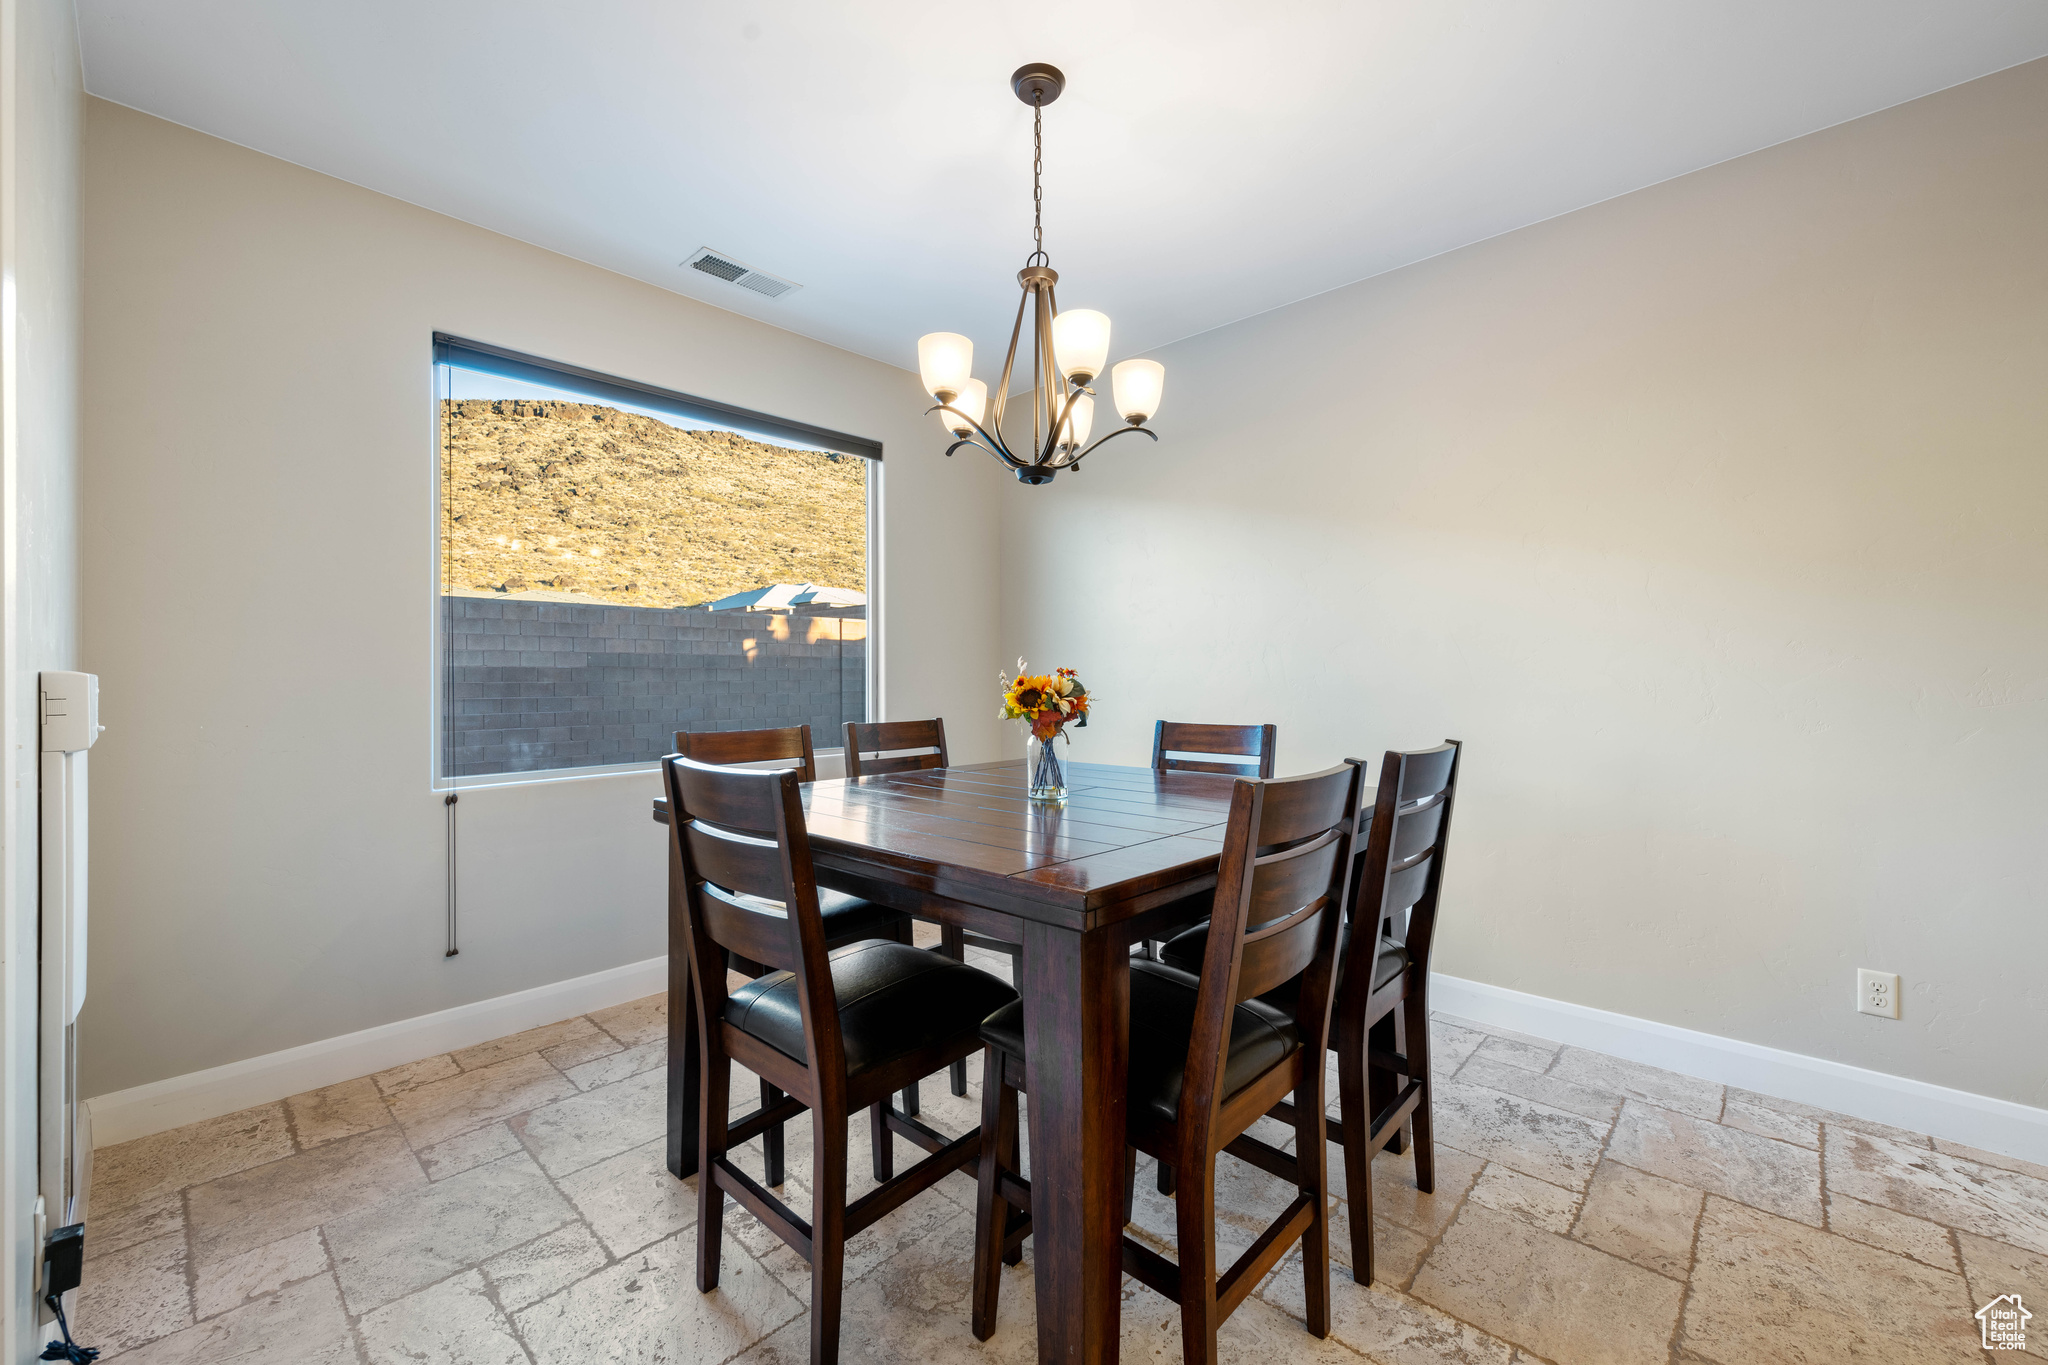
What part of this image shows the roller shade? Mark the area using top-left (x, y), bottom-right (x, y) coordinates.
top-left (433, 334), bottom-right (882, 461)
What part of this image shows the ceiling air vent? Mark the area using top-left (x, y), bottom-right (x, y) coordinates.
top-left (682, 247), bottom-right (801, 301)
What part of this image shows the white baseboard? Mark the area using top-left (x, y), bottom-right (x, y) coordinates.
top-left (1432, 974), bottom-right (2048, 1166)
top-left (85, 956), bottom-right (668, 1148)
top-left (85, 959), bottom-right (2048, 1166)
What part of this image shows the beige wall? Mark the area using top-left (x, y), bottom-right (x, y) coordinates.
top-left (1, 0), bottom-right (82, 1347)
top-left (1001, 60), bottom-right (2048, 1108)
top-left (76, 57), bottom-right (2048, 1116)
top-left (78, 99), bottom-right (1007, 1098)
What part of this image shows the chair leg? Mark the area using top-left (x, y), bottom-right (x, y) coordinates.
top-left (941, 926), bottom-right (970, 1096)
top-left (1371, 1009), bottom-right (1405, 1157)
top-left (881, 920), bottom-right (924, 1115)
top-left (1293, 1054), bottom-right (1333, 1338)
top-left (1335, 1011), bottom-right (1377, 1285)
top-left (1156, 1159), bottom-right (1176, 1196)
top-left (809, 1103), bottom-right (849, 1365)
top-left (971, 1050), bottom-right (1017, 1340)
top-left (1000, 1079), bottom-right (1023, 1267)
top-left (869, 1100), bottom-right (893, 1183)
top-left (1123, 1145), bottom-right (1138, 1225)
top-left (696, 1048), bottom-right (731, 1293)
top-left (1174, 1150), bottom-right (1222, 1365)
top-left (1404, 991), bottom-right (1435, 1194)
top-left (761, 1079), bottom-right (786, 1187)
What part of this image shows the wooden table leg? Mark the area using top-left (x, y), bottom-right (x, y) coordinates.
top-left (667, 833), bottom-right (701, 1180)
top-left (1022, 921), bottom-right (1130, 1364)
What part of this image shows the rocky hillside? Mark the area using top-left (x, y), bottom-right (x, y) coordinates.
top-left (440, 399), bottom-right (867, 609)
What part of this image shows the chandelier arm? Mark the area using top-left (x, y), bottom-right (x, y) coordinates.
top-left (1047, 379), bottom-right (1086, 459)
top-left (1046, 280), bottom-right (1066, 390)
top-left (1058, 422), bottom-right (1160, 467)
top-left (1041, 279), bottom-right (1072, 462)
top-left (991, 286), bottom-right (1030, 437)
top-left (971, 438), bottom-right (1031, 477)
top-left (924, 403), bottom-right (1015, 461)
top-left (1031, 283), bottom-right (1051, 463)
top-left (944, 435), bottom-right (1017, 470)
top-left (1035, 283), bottom-right (1066, 465)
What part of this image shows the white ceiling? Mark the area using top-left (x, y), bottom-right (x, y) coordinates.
top-left (76, 1), bottom-right (2048, 380)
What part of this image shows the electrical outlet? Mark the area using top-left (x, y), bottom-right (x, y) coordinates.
top-left (1857, 969), bottom-right (1900, 1019)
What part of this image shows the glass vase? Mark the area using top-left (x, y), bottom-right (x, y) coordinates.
top-left (1026, 731), bottom-right (1068, 803)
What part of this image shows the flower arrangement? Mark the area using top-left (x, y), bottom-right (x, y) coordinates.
top-left (999, 660), bottom-right (1090, 740)
top-left (1000, 659), bottom-right (1090, 801)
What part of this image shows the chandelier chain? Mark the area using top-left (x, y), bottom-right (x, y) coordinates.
top-left (1032, 97), bottom-right (1043, 261)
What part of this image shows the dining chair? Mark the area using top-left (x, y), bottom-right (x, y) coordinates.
top-left (676, 726), bottom-right (912, 964)
top-left (677, 725), bottom-right (921, 1173)
top-left (969, 761), bottom-right (1362, 1365)
top-left (845, 716), bottom-right (1024, 1100)
top-left (1139, 721), bottom-right (1280, 964)
top-left (664, 754), bottom-right (1018, 1364)
top-left (1160, 739), bottom-right (1462, 1283)
top-left (1150, 720), bottom-right (1278, 778)
top-left (1319, 740), bottom-right (1460, 1281)
top-left (842, 718), bottom-right (950, 776)
top-left (675, 722), bottom-right (819, 780)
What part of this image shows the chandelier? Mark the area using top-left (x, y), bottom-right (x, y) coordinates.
top-left (917, 63), bottom-right (1166, 485)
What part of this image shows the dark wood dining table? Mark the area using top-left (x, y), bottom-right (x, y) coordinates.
top-left (653, 757), bottom-right (1239, 1365)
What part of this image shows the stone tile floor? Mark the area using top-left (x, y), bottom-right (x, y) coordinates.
top-left (74, 947), bottom-right (2048, 1364)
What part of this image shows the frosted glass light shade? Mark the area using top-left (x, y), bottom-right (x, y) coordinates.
top-left (1057, 393), bottom-right (1094, 451)
top-left (944, 379), bottom-right (987, 436)
top-left (1112, 358), bottom-right (1165, 424)
top-left (1052, 309), bottom-right (1111, 381)
top-left (917, 332), bottom-right (973, 400)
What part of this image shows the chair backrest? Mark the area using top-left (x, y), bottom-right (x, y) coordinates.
top-left (675, 724), bottom-right (817, 783)
top-left (1341, 741), bottom-right (1462, 1002)
top-left (843, 718), bottom-right (949, 777)
top-left (1182, 763), bottom-right (1363, 1124)
top-left (1151, 720), bottom-right (1278, 778)
top-left (662, 755), bottom-right (847, 1088)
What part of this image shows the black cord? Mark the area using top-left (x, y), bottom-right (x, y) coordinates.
top-left (40, 1296), bottom-right (99, 1362)
top-left (444, 791), bottom-right (460, 957)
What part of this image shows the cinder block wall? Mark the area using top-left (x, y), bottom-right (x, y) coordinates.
top-left (442, 596), bottom-right (866, 777)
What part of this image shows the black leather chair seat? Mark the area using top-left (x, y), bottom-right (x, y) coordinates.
top-left (816, 888), bottom-right (909, 941)
top-left (1159, 919), bottom-right (1407, 1014)
top-left (725, 940), bottom-right (1017, 1078)
top-left (979, 959), bottom-right (1299, 1125)
top-left (1147, 888), bottom-right (1220, 940)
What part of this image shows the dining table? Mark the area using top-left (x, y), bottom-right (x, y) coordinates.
top-left (653, 756), bottom-right (1241, 1365)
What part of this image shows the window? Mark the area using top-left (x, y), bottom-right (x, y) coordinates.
top-left (433, 336), bottom-right (878, 783)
